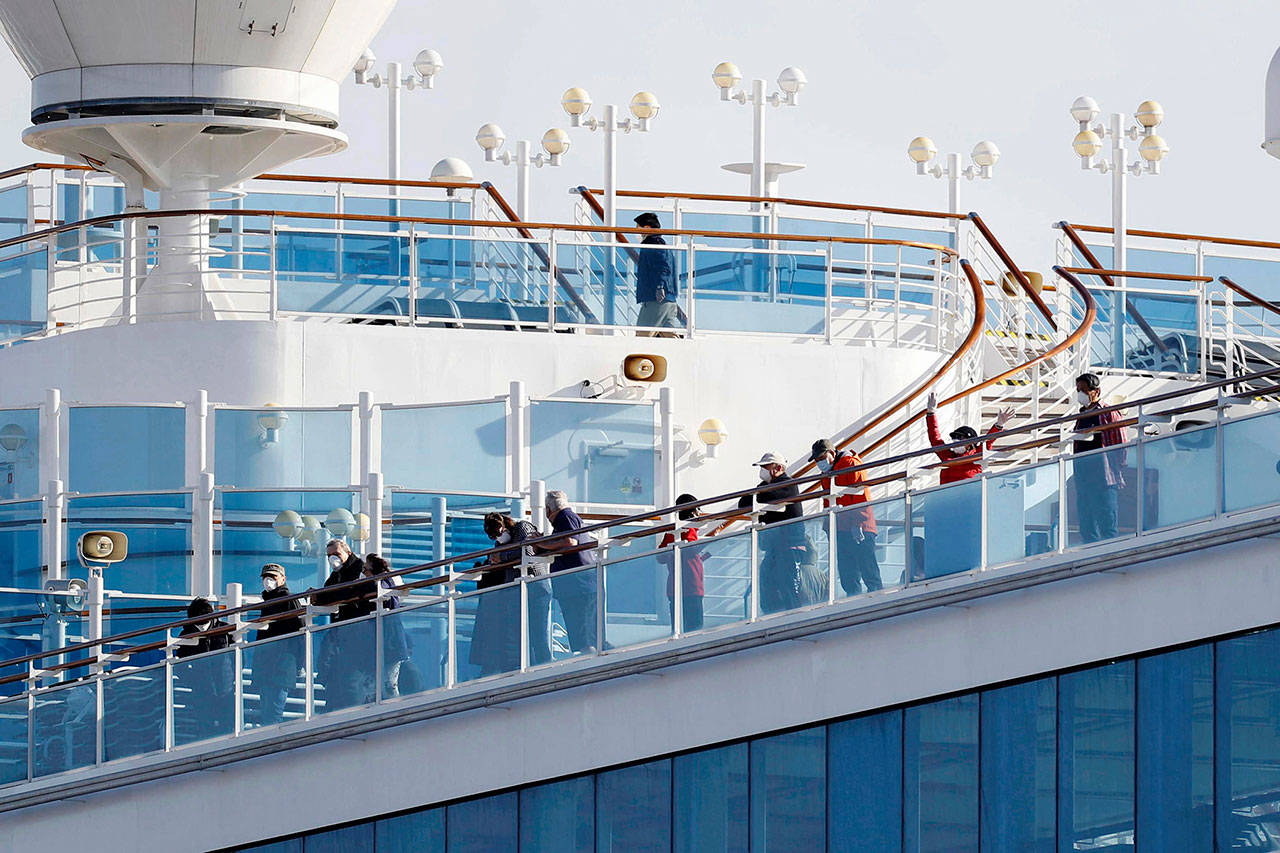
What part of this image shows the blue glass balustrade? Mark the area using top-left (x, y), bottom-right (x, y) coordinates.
top-left (68, 406), bottom-right (185, 494)
top-left (529, 400), bottom-right (657, 506)
top-left (0, 409), bottom-right (39, 501)
top-left (214, 409), bottom-right (351, 490)
top-left (0, 500), bottom-right (41, 589)
top-left (0, 248), bottom-right (45, 345)
top-left (216, 489), bottom-right (360, 593)
top-left (381, 403), bottom-right (507, 494)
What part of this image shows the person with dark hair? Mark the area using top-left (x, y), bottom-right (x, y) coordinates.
top-left (249, 563), bottom-right (304, 726)
top-left (658, 493), bottom-right (709, 631)
top-left (312, 539), bottom-right (374, 710)
top-left (633, 211), bottom-right (680, 335)
top-left (471, 511), bottom-right (551, 675)
top-left (810, 438), bottom-right (881, 596)
top-left (361, 553), bottom-right (410, 697)
top-left (174, 597), bottom-right (234, 740)
top-left (1073, 373), bottom-right (1127, 543)
top-left (925, 392), bottom-right (1012, 483)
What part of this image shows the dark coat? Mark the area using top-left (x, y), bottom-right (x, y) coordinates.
top-left (255, 585), bottom-right (305, 641)
top-left (175, 618), bottom-right (231, 659)
top-left (635, 234), bottom-right (677, 303)
top-left (739, 476), bottom-right (806, 548)
top-left (312, 554), bottom-right (371, 622)
top-left (470, 521), bottom-right (546, 672)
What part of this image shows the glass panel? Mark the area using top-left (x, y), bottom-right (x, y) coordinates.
top-left (980, 678), bottom-right (1056, 852)
top-left (603, 549), bottom-right (671, 651)
top-left (911, 479), bottom-right (982, 579)
top-left (68, 406), bottom-right (185, 493)
top-left (0, 500), bottom-right (43, 588)
top-left (673, 742), bottom-right (749, 853)
top-left (0, 409), bottom-right (38, 500)
top-left (374, 807), bottom-right (445, 852)
top-left (1066, 445), bottom-right (1138, 548)
top-left (238, 840), bottom-right (303, 853)
top-left (381, 403), bottom-right (507, 493)
top-left (755, 516), bottom-right (827, 616)
top-left (519, 775), bottom-right (594, 851)
top-left (101, 664), bottom-right (166, 761)
top-left (0, 249), bottom-right (47, 344)
top-left (694, 529), bottom-right (750, 631)
top-left (214, 408), bottom-right (351, 489)
top-left (550, 565), bottom-right (597, 658)
top-left (1087, 286), bottom-right (1199, 374)
top-left (1216, 628), bottom-right (1280, 848)
top-left (597, 759), bottom-right (671, 852)
top-left (833, 496), bottom-right (907, 597)
top-left (245, 633), bottom-right (305, 729)
top-left (216, 489), bottom-right (360, 593)
top-left (314, 616), bottom-right (377, 714)
top-left (985, 461), bottom-right (1061, 565)
top-left (750, 726), bottom-right (826, 850)
top-left (828, 711), bottom-right (902, 852)
top-left (529, 400), bottom-right (657, 506)
top-left (691, 247), bottom-right (827, 335)
top-left (384, 491), bottom-right (513, 580)
top-left (459, 583), bottom-right (521, 683)
top-left (173, 645), bottom-right (236, 746)
top-left (1141, 425), bottom-right (1217, 531)
top-left (1137, 645), bottom-right (1213, 850)
top-left (275, 230), bottom-right (409, 316)
top-left (446, 791), bottom-right (518, 853)
top-left (1205, 254), bottom-right (1280, 305)
top-left (1222, 410), bottom-right (1280, 512)
top-left (904, 693), bottom-right (979, 852)
top-left (67, 492), bottom-right (193, 596)
top-left (32, 682), bottom-right (97, 776)
top-left (381, 600), bottom-right (448, 699)
top-left (304, 824), bottom-right (373, 852)
top-left (0, 697), bottom-right (28, 785)
top-left (0, 183), bottom-right (27, 240)
top-left (1058, 661), bottom-right (1135, 851)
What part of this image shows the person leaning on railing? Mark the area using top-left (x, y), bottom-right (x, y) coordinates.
top-left (473, 512), bottom-right (552, 674)
top-left (311, 539), bottom-right (375, 710)
top-left (657, 494), bottom-right (709, 631)
top-left (810, 439), bottom-right (881, 596)
top-left (175, 597), bottom-right (234, 739)
top-left (1072, 373), bottom-right (1127, 543)
top-left (249, 563), bottom-right (304, 727)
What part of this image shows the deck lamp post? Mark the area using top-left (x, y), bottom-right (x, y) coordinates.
top-left (561, 87), bottom-right (659, 230)
top-left (711, 62), bottom-right (807, 210)
top-left (906, 137), bottom-right (1000, 216)
top-left (352, 47), bottom-right (445, 183)
top-left (475, 124), bottom-right (571, 220)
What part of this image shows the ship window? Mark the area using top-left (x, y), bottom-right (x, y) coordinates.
top-left (446, 792), bottom-right (517, 852)
top-left (829, 710), bottom-right (903, 852)
top-left (1215, 629), bottom-right (1280, 849)
top-left (238, 0), bottom-right (294, 36)
top-left (1058, 660), bottom-right (1135, 850)
top-left (69, 406), bottom-right (185, 494)
top-left (374, 808), bottom-right (445, 852)
top-left (980, 678), bottom-right (1056, 851)
top-left (597, 759), bottom-right (672, 851)
top-left (904, 693), bottom-right (979, 851)
top-left (673, 742), bottom-right (748, 852)
top-left (750, 727), bottom-right (826, 850)
top-left (518, 775), bottom-right (594, 850)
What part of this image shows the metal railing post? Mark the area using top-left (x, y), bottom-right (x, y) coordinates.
top-left (268, 214), bottom-right (278, 322)
top-left (671, 514), bottom-right (684, 638)
top-left (509, 381), bottom-right (527, 497)
top-left (41, 388), bottom-right (63, 583)
top-left (979, 473), bottom-right (989, 570)
top-left (445, 590), bottom-right (458, 688)
top-left (163, 631), bottom-right (174, 751)
top-left (374, 585), bottom-right (385, 704)
top-left (226, 582), bottom-right (244, 734)
top-left (595, 539), bottom-right (607, 654)
top-left (748, 496), bottom-right (760, 621)
top-left (302, 610), bottom-right (315, 720)
top-left (546, 233), bottom-right (557, 332)
top-left (824, 241), bottom-right (834, 345)
top-left (432, 496), bottom-right (448, 563)
top-left (367, 472), bottom-right (385, 556)
top-left (827, 504), bottom-right (838, 603)
top-left (408, 222), bottom-right (418, 325)
top-left (685, 236), bottom-right (697, 339)
top-left (519, 572), bottom-right (530, 672)
top-left (902, 490), bottom-right (914, 586)
top-left (1057, 455), bottom-right (1069, 553)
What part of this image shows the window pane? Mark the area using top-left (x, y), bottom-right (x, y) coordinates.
top-left (1137, 645), bottom-right (1213, 851)
top-left (214, 408), bottom-right (351, 489)
top-left (381, 403), bottom-right (507, 493)
top-left (1222, 409), bottom-right (1280, 512)
top-left (1058, 661), bottom-right (1135, 851)
top-left (829, 711), bottom-right (902, 852)
top-left (750, 727), bottom-right (826, 851)
top-left (530, 401), bottom-right (656, 506)
top-left (375, 808), bottom-right (445, 852)
top-left (519, 775), bottom-right (594, 851)
top-left (0, 500), bottom-right (43, 588)
top-left (305, 824), bottom-right (373, 852)
top-left (904, 693), bottom-right (978, 852)
top-left (447, 792), bottom-right (517, 853)
top-left (673, 742), bottom-right (748, 853)
top-left (0, 409), bottom-right (39, 500)
top-left (597, 759), bottom-right (671, 852)
top-left (1216, 628), bottom-right (1280, 848)
top-left (69, 406), bottom-right (185, 493)
top-left (980, 679), bottom-right (1055, 852)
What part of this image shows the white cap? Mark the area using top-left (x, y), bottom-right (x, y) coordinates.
top-left (753, 452), bottom-right (787, 467)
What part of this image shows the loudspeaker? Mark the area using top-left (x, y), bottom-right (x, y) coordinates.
top-left (623, 353), bottom-right (668, 382)
top-left (77, 530), bottom-right (128, 567)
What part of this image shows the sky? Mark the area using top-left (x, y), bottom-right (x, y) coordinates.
top-left (0, 0), bottom-right (1275, 271)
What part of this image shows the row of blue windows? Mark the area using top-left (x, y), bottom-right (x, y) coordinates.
top-left (231, 624), bottom-right (1280, 852)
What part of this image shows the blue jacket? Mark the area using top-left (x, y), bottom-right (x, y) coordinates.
top-left (635, 234), bottom-right (677, 303)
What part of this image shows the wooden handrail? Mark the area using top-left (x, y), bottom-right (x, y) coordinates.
top-left (1068, 221), bottom-right (1280, 253)
top-left (967, 212), bottom-right (1056, 329)
top-left (1058, 267), bottom-right (1213, 283)
top-left (1219, 276), bottom-right (1280, 318)
top-left (579, 186), bottom-right (965, 221)
top-left (1056, 222), bottom-right (1169, 355)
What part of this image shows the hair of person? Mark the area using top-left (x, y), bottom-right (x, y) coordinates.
top-left (483, 511), bottom-right (514, 536)
top-left (187, 597), bottom-right (215, 618)
top-left (675, 493), bottom-right (699, 521)
top-left (1076, 372), bottom-right (1101, 390)
top-left (365, 553), bottom-right (391, 575)
top-left (545, 490), bottom-right (569, 512)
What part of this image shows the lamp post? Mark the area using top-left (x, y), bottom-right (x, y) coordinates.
top-left (711, 62), bottom-right (807, 210)
top-left (906, 137), bottom-right (1000, 216)
top-left (561, 87), bottom-right (660, 230)
top-left (1070, 96), bottom-right (1169, 366)
top-left (352, 47), bottom-right (445, 183)
top-left (475, 124), bottom-right (571, 220)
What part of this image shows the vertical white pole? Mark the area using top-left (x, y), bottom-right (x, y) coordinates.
top-left (42, 388), bottom-right (63, 582)
top-left (190, 390), bottom-right (213, 597)
top-left (946, 153), bottom-right (961, 216)
top-left (388, 62), bottom-right (402, 186)
top-left (1111, 112), bottom-right (1127, 369)
top-left (515, 140), bottom-right (531, 222)
top-left (367, 472), bottom-right (384, 555)
top-left (359, 391), bottom-right (374, 515)
top-left (509, 380), bottom-right (527, 496)
top-left (751, 79), bottom-right (766, 209)
top-left (658, 388), bottom-right (675, 508)
top-left (87, 571), bottom-right (104, 666)
top-left (432, 496), bottom-right (447, 563)
top-left (604, 105), bottom-right (618, 326)
top-left (530, 479), bottom-right (547, 534)
top-left (225, 582), bottom-right (243, 733)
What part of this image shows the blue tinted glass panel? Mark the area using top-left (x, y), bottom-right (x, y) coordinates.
top-left (750, 727), bottom-right (826, 851)
top-left (0, 409), bottom-right (39, 500)
top-left (67, 492), bottom-right (192, 595)
top-left (1205, 254), bottom-right (1280, 306)
top-left (829, 710), bottom-right (902, 852)
top-left (980, 678), bottom-right (1055, 852)
top-left (904, 694), bottom-right (979, 852)
top-left (101, 664), bottom-right (165, 762)
top-left (447, 791), bottom-right (518, 852)
top-left (32, 682), bottom-right (97, 776)
top-left (214, 409), bottom-right (351, 489)
top-left (0, 248), bottom-right (48, 343)
top-left (384, 492), bottom-right (513, 584)
top-left (381, 403), bottom-right (506, 493)
top-left (0, 500), bottom-right (42, 588)
top-left (912, 479), bottom-right (982, 578)
top-left (1059, 661), bottom-right (1135, 851)
top-left (1141, 426), bottom-right (1217, 531)
top-left (673, 742), bottom-right (748, 853)
top-left (985, 461), bottom-right (1060, 564)
top-left (304, 824), bottom-right (373, 852)
top-left (1137, 644), bottom-right (1212, 851)
top-left (0, 183), bottom-right (26, 240)
top-left (0, 590), bottom-right (88, 694)
top-left (69, 406), bottom-right (185, 493)
top-left (1216, 628), bottom-right (1280, 850)
top-left (0, 697), bottom-right (28, 784)
top-left (597, 759), bottom-right (671, 852)
top-left (375, 808), bottom-right (445, 852)
top-left (1222, 410), bottom-right (1280, 512)
top-left (530, 401), bottom-right (656, 506)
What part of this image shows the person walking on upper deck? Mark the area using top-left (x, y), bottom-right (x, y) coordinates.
top-left (1072, 373), bottom-right (1127, 543)
top-left (925, 392), bottom-right (1012, 483)
top-left (534, 491), bottom-right (598, 655)
top-left (658, 493), bottom-right (709, 632)
top-left (633, 212), bottom-right (680, 334)
top-left (249, 563), bottom-right (304, 726)
top-left (810, 438), bottom-right (881, 596)
top-left (738, 453), bottom-right (809, 614)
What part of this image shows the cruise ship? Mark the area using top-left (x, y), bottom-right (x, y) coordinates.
top-left (0, 2), bottom-right (1278, 851)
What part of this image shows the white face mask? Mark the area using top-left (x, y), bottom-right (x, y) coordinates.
top-left (328, 554), bottom-right (343, 569)
top-left (758, 466), bottom-right (772, 482)
top-left (1077, 391), bottom-right (1092, 406)
top-left (816, 458), bottom-right (833, 474)
top-left (262, 577), bottom-right (278, 592)
top-left (495, 531), bottom-right (512, 545)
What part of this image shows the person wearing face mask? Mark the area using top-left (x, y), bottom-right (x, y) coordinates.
top-left (657, 494), bottom-right (709, 631)
top-left (249, 564), bottom-right (304, 726)
top-left (470, 512), bottom-right (551, 675)
top-left (738, 452), bottom-right (808, 614)
top-left (809, 438), bottom-right (881, 596)
top-left (1072, 373), bottom-right (1127, 543)
top-left (533, 491), bottom-right (598, 655)
top-left (174, 597), bottom-right (235, 740)
top-left (312, 539), bottom-right (374, 710)
top-left (925, 392), bottom-right (1013, 484)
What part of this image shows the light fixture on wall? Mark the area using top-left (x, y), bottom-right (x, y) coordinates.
top-left (273, 510), bottom-right (304, 551)
top-left (696, 418), bottom-right (728, 461)
top-left (325, 507), bottom-right (356, 538)
top-left (257, 405), bottom-right (289, 447)
top-left (0, 424), bottom-right (27, 453)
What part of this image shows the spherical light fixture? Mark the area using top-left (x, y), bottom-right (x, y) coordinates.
top-left (273, 510), bottom-right (303, 540)
top-left (1070, 96), bottom-right (1101, 124)
top-left (430, 157), bottom-right (473, 182)
top-left (1073, 129), bottom-right (1103, 158)
top-left (476, 123), bottom-right (505, 152)
top-left (1135, 100), bottom-right (1165, 128)
top-left (353, 48), bottom-right (376, 76)
top-left (777, 66), bottom-right (807, 96)
top-left (541, 128), bottom-right (571, 156)
top-left (712, 61), bottom-right (742, 91)
top-left (971, 140), bottom-right (1001, 168)
top-left (326, 507), bottom-right (356, 538)
top-left (698, 418), bottom-right (727, 447)
top-left (1139, 134), bottom-right (1169, 162)
top-left (257, 405), bottom-right (288, 446)
top-left (413, 49), bottom-right (444, 80)
top-left (629, 91), bottom-right (660, 121)
top-left (353, 512), bottom-right (371, 543)
top-left (0, 423), bottom-right (27, 453)
top-left (297, 515), bottom-right (321, 543)
top-left (561, 87), bottom-right (593, 117)
top-left (907, 136), bottom-right (938, 164)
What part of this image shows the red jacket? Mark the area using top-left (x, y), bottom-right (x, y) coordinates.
top-left (820, 450), bottom-right (877, 535)
top-left (659, 527), bottom-right (705, 597)
top-left (926, 412), bottom-right (1002, 484)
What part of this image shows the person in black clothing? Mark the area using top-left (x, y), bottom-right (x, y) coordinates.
top-left (363, 554), bottom-right (411, 697)
top-left (249, 564), bottom-right (304, 726)
top-left (312, 539), bottom-right (374, 711)
top-left (534, 490), bottom-right (598, 654)
top-left (633, 212), bottom-right (680, 335)
top-left (174, 597), bottom-right (234, 740)
top-left (471, 512), bottom-right (552, 675)
top-left (738, 452), bottom-right (808, 614)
